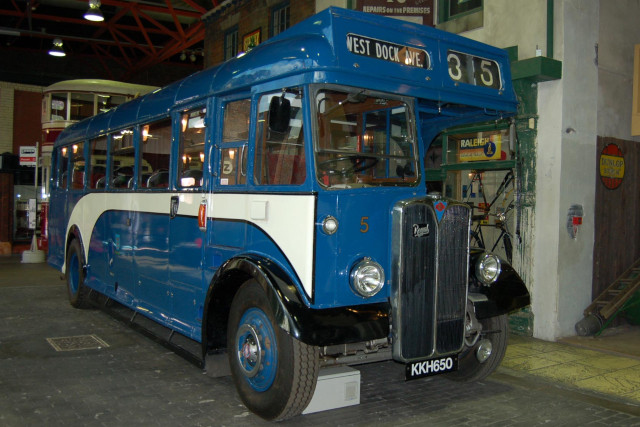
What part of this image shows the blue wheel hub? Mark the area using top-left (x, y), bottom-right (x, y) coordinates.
top-left (235, 307), bottom-right (278, 392)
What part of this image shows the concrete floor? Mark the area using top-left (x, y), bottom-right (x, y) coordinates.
top-left (1, 255), bottom-right (640, 426)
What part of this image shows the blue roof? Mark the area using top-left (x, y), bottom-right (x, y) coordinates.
top-left (56, 7), bottom-right (516, 146)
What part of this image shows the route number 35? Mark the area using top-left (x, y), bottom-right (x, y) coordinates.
top-left (447, 50), bottom-right (501, 89)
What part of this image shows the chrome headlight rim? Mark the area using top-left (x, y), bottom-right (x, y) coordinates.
top-left (475, 252), bottom-right (502, 285)
top-left (349, 258), bottom-right (385, 298)
top-left (321, 215), bottom-right (339, 235)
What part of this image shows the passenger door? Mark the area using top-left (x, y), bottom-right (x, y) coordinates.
top-left (133, 118), bottom-right (173, 322)
top-left (168, 104), bottom-right (209, 338)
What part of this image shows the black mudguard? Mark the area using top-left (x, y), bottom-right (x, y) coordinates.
top-left (201, 255), bottom-right (389, 356)
top-left (469, 250), bottom-right (530, 319)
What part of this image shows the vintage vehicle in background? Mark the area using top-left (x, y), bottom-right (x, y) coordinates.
top-left (48, 8), bottom-right (529, 421)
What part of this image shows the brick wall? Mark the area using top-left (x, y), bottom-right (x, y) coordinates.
top-left (204, 0), bottom-right (316, 68)
top-left (0, 82), bottom-right (42, 154)
top-left (13, 90), bottom-right (42, 154)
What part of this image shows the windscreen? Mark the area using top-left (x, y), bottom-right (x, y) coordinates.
top-left (314, 87), bottom-right (418, 189)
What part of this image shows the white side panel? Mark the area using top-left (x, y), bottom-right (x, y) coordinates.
top-left (209, 193), bottom-right (316, 296)
top-left (65, 192), bottom-right (316, 296)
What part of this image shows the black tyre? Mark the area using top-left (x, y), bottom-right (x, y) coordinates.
top-left (65, 239), bottom-right (91, 308)
top-left (227, 280), bottom-right (319, 421)
top-left (447, 314), bottom-right (508, 382)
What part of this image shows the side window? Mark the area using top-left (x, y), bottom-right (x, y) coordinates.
top-left (70, 142), bottom-right (85, 190)
top-left (56, 146), bottom-right (69, 189)
top-left (109, 128), bottom-right (135, 189)
top-left (141, 118), bottom-right (172, 189)
top-left (220, 99), bottom-right (250, 186)
top-left (178, 106), bottom-right (206, 188)
top-left (88, 135), bottom-right (107, 189)
top-left (50, 92), bottom-right (67, 121)
top-left (254, 89), bottom-right (305, 185)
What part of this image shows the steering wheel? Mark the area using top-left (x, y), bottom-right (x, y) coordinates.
top-left (318, 155), bottom-right (379, 176)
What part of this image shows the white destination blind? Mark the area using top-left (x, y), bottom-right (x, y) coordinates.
top-left (346, 33), bottom-right (429, 69)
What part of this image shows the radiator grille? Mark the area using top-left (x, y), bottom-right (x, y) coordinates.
top-left (391, 198), bottom-right (470, 362)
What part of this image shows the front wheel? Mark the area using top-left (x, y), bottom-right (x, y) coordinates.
top-left (447, 314), bottom-right (508, 382)
top-left (227, 280), bottom-right (319, 421)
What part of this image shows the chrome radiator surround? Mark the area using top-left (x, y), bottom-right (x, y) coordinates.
top-left (391, 197), bottom-right (471, 363)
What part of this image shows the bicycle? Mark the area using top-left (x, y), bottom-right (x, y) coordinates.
top-left (465, 170), bottom-right (515, 263)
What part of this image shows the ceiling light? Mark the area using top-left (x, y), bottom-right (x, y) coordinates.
top-left (84, 0), bottom-right (104, 22)
top-left (180, 51), bottom-right (186, 61)
top-left (48, 38), bottom-right (66, 57)
top-left (190, 52), bottom-right (196, 62)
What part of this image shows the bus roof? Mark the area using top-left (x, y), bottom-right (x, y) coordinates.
top-left (55, 7), bottom-right (517, 146)
top-left (44, 79), bottom-right (158, 97)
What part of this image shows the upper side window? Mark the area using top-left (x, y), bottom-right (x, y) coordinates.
top-left (271, 2), bottom-right (290, 37)
top-left (254, 88), bottom-right (305, 186)
top-left (70, 93), bottom-right (95, 121)
top-left (50, 92), bottom-right (67, 121)
top-left (55, 145), bottom-right (69, 189)
top-left (70, 142), bottom-right (85, 190)
top-left (141, 118), bottom-right (172, 189)
top-left (88, 135), bottom-right (108, 189)
top-left (109, 128), bottom-right (135, 189)
top-left (98, 94), bottom-right (127, 113)
top-left (220, 99), bottom-right (250, 186)
top-left (178, 106), bottom-right (206, 189)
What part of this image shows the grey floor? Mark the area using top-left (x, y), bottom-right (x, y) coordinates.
top-left (1, 256), bottom-right (639, 426)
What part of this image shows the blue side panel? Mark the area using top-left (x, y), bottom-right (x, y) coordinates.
top-left (47, 190), bottom-right (66, 270)
top-left (314, 188), bottom-right (412, 308)
top-left (86, 211), bottom-right (110, 295)
top-left (107, 210), bottom-right (137, 306)
top-left (134, 211), bottom-right (171, 319)
top-left (169, 214), bottom-right (206, 339)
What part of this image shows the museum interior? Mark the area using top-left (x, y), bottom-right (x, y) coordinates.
top-left (1, 1), bottom-right (640, 424)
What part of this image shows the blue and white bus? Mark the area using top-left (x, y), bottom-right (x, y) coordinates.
top-left (48, 7), bottom-right (529, 421)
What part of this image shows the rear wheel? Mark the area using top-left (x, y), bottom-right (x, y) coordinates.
top-left (65, 239), bottom-right (91, 308)
top-left (227, 280), bottom-right (319, 421)
top-left (447, 314), bottom-right (508, 382)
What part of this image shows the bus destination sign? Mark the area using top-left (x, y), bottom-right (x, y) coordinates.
top-left (346, 33), bottom-right (430, 69)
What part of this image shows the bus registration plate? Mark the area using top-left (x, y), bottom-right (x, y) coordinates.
top-left (405, 355), bottom-right (458, 380)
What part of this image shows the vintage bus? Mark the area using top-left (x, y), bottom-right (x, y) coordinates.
top-left (48, 7), bottom-right (529, 421)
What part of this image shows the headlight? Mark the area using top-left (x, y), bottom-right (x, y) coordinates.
top-left (475, 253), bottom-right (501, 285)
top-left (350, 258), bottom-right (385, 297)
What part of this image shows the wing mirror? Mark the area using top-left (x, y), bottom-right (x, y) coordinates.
top-left (268, 95), bottom-right (291, 133)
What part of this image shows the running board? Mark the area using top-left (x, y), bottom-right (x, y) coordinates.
top-left (87, 289), bottom-right (204, 368)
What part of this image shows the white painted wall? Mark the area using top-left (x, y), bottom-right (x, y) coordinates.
top-left (533, 79), bottom-right (563, 339)
top-left (463, 0), bottom-right (548, 56)
top-left (554, 0), bottom-right (599, 338)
